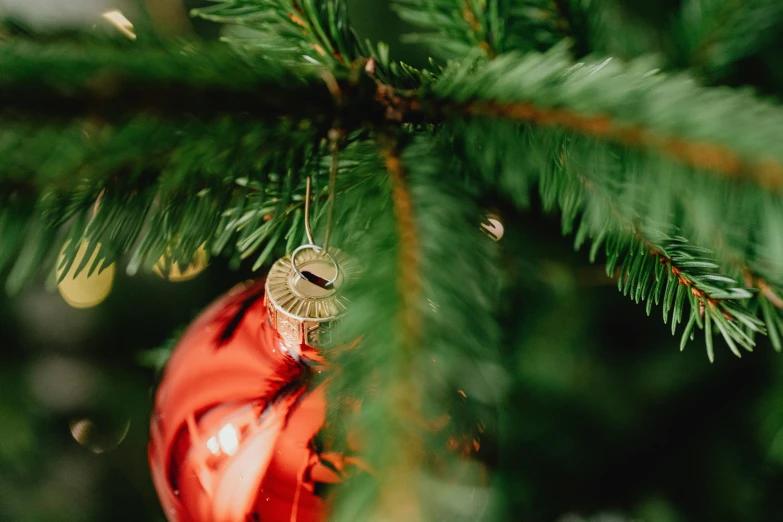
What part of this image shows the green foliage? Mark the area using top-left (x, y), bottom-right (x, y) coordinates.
top-left (675, 0), bottom-right (783, 78)
top-left (0, 115), bottom-right (325, 290)
top-left (325, 138), bottom-right (502, 521)
top-left (435, 47), bottom-right (783, 276)
top-left (392, 0), bottom-right (569, 57)
top-left (392, 0), bottom-right (495, 57)
top-left (434, 47), bottom-right (783, 182)
top-left (444, 118), bottom-right (769, 360)
top-left (563, 0), bottom-right (783, 83)
top-left (192, 0), bottom-right (430, 89)
top-left (3, 0), bottom-right (783, 519)
top-left (193, 0), bottom-right (364, 67)
top-left (0, 39), bottom-right (270, 89)
top-left (0, 38), bottom-right (361, 289)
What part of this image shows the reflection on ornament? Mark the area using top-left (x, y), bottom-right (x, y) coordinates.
top-left (153, 244), bottom-right (209, 282)
top-left (149, 281), bottom-right (358, 522)
top-left (69, 416), bottom-right (131, 454)
top-left (481, 214), bottom-right (504, 242)
top-left (56, 241), bottom-right (115, 309)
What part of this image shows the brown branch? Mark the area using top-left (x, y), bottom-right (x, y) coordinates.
top-left (676, 190), bottom-right (783, 315)
top-left (372, 145), bottom-right (423, 522)
top-left (6, 40), bottom-right (783, 192)
top-left (376, 85), bottom-right (783, 190)
top-left (744, 269), bottom-right (783, 309)
top-left (462, 3), bottom-right (482, 34)
top-left (678, 195), bottom-right (783, 314)
top-left (466, 100), bottom-right (783, 190)
top-left (576, 168), bottom-right (734, 318)
top-left (462, 1), bottom-right (494, 57)
top-left (759, 279), bottom-right (783, 309)
top-left (654, 250), bottom-right (731, 318)
top-left (385, 148), bottom-right (421, 333)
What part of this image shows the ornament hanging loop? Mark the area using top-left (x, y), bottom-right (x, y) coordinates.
top-left (290, 244), bottom-right (339, 289)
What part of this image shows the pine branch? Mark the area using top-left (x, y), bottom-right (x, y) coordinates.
top-left (432, 48), bottom-right (783, 279)
top-left (569, 154), bottom-right (764, 360)
top-left (676, 0), bottom-right (783, 79)
top-left (192, 0), bottom-right (364, 68)
top-left (572, 143), bottom-right (764, 360)
top-left (3, 2), bottom-right (783, 518)
top-left (0, 119), bottom-right (330, 290)
top-left (384, 144), bottom-right (422, 336)
top-left (392, 0), bottom-right (570, 58)
top-left (0, 40), bottom-right (384, 128)
top-left (466, 100), bottom-right (783, 187)
top-left (10, 40), bottom-right (783, 192)
top-left (193, 0), bottom-right (431, 90)
top-left (398, 137), bottom-right (501, 519)
top-left (502, 0), bottom-right (575, 53)
top-left (420, 50), bottom-right (783, 289)
top-left (432, 48), bottom-right (783, 189)
top-left (5, 21), bottom-right (783, 302)
top-left (601, 229), bottom-right (762, 361)
top-left (326, 139), bottom-right (501, 520)
top-left (444, 118), bottom-right (772, 358)
top-left (370, 142), bottom-right (424, 521)
top-left (322, 142), bottom-right (419, 521)
top-left (668, 198), bottom-right (783, 353)
top-left (392, 0), bottom-right (490, 58)
top-left (0, 38), bottom-right (376, 289)
top-left (745, 270), bottom-right (783, 352)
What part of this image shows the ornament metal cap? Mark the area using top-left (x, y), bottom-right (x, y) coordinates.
top-left (264, 245), bottom-right (353, 350)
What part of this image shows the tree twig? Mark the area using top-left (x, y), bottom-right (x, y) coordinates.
top-left (374, 144), bottom-right (423, 521)
top-left (465, 100), bottom-right (783, 190)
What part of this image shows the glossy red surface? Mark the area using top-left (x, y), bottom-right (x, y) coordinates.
top-left (148, 281), bottom-right (340, 522)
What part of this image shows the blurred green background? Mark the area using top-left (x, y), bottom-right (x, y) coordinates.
top-left (1, 1), bottom-right (782, 521)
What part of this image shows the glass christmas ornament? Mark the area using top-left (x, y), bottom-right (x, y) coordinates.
top-left (149, 248), bottom-right (356, 522)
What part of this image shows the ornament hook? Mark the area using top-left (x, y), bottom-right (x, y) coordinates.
top-left (291, 244), bottom-right (340, 289)
top-left (304, 176), bottom-right (316, 246)
top-left (302, 130), bottom-right (340, 255)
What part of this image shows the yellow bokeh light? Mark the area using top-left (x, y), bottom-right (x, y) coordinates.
top-left (154, 244), bottom-right (209, 282)
top-left (56, 241), bottom-right (115, 309)
top-left (101, 10), bottom-right (137, 41)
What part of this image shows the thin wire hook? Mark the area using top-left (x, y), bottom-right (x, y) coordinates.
top-left (304, 176), bottom-right (315, 245)
top-left (301, 129), bottom-right (341, 256)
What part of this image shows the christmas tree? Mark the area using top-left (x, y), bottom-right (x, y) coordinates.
top-left (1, 0), bottom-right (783, 521)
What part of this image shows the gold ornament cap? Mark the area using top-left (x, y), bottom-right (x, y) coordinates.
top-left (264, 246), bottom-right (353, 350)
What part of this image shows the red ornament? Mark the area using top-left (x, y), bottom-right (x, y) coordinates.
top-left (148, 281), bottom-right (348, 522)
